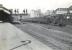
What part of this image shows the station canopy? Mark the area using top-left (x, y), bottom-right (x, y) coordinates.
top-left (0, 4), bottom-right (11, 14)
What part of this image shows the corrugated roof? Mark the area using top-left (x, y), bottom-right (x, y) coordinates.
top-left (56, 8), bottom-right (68, 11)
top-left (0, 4), bottom-right (11, 14)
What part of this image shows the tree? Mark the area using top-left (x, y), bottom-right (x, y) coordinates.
top-left (17, 9), bottom-right (19, 14)
top-left (14, 9), bottom-right (17, 14)
top-left (26, 9), bottom-right (28, 14)
top-left (23, 9), bottom-right (25, 14)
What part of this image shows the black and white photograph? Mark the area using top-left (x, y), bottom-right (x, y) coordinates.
top-left (0, 0), bottom-right (72, 50)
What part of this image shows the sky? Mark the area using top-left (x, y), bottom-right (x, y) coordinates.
top-left (0, 0), bottom-right (72, 13)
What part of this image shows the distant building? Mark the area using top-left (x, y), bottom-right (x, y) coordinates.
top-left (30, 9), bottom-right (43, 17)
top-left (44, 10), bottom-right (51, 15)
top-left (55, 8), bottom-right (68, 14)
top-left (44, 10), bottom-right (56, 17)
top-left (68, 6), bottom-right (72, 14)
top-left (69, 5), bottom-right (72, 9)
top-left (12, 14), bottom-right (30, 22)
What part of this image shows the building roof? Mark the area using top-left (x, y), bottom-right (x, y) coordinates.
top-left (0, 4), bottom-right (11, 14)
top-left (69, 5), bottom-right (72, 10)
top-left (55, 8), bottom-right (68, 14)
top-left (55, 8), bottom-right (68, 11)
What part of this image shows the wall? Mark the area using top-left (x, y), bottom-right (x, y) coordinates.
top-left (12, 14), bottom-right (30, 22)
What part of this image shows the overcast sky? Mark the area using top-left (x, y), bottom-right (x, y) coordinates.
top-left (0, 0), bottom-right (72, 13)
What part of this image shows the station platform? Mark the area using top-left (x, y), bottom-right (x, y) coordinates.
top-left (0, 23), bottom-right (52, 50)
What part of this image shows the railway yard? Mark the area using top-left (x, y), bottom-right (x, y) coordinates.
top-left (0, 23), bottom-right (52, 50)
top-left (15, 22), bottom-right (72, 50)
top-left (0, 4), bottom-right (72, 50)
top-left (0, 22), bottom-right (72, 50)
